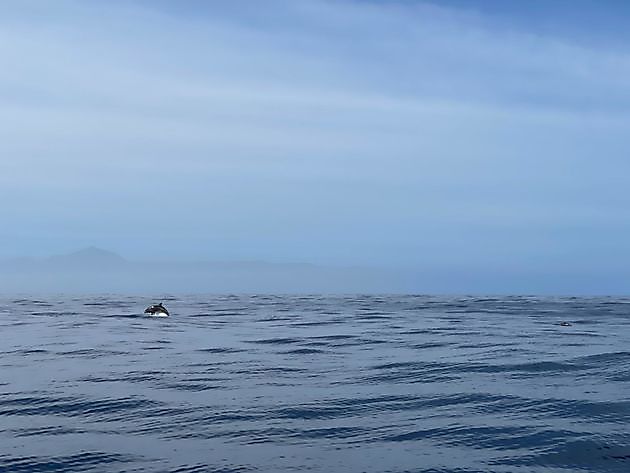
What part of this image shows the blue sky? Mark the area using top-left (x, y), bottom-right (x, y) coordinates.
top-left (2, 0), bottom-right (630, 291)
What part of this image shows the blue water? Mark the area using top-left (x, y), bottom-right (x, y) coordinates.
top-left (1, 295), bottom-right (629, 472)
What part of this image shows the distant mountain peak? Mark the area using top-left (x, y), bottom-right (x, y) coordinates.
top-left (67, 247), bottom-right (124, 259)
top-left (48, 247), bottom-right (127, 266)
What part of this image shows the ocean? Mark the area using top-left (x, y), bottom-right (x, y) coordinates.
top-left (0, 295), bottom-right (629, 472)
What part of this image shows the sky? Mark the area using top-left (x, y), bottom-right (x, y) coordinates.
top-left (2, 0), bottom-right (630, 293)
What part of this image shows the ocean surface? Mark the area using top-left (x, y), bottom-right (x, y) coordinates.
top-left (1, 295), bottom-right (629, 473)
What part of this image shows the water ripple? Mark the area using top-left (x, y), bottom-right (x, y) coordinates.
top-left (1, 295), bottom-right (629, 472)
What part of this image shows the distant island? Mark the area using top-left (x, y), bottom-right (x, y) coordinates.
top-left (0, 247), bottom-right (413, 294)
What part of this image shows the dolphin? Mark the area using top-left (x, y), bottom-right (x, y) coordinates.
top-left (144, 302), bottom-right (170, 317)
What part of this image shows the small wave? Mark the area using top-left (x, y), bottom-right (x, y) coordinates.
top-left (0, 452), bottom-right (138, 472)
top-left (281, 348), bottom-right (324, 354)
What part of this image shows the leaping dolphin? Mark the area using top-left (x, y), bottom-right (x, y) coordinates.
top-left (144, 302), bottom-right (170, 317)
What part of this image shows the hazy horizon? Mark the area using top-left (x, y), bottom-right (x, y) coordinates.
top-left (0, 246), bottom-right (628, 296)
top-left (3, 0), bottom-right (630, 294)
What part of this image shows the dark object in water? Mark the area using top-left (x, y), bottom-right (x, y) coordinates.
top-left (559, 321), bottom-right (571, 327)
top-left (144, 302), bottom-right (170, 316)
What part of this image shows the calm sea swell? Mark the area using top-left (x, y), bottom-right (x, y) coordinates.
top-left (0, 295), bottom-right (629, 472)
